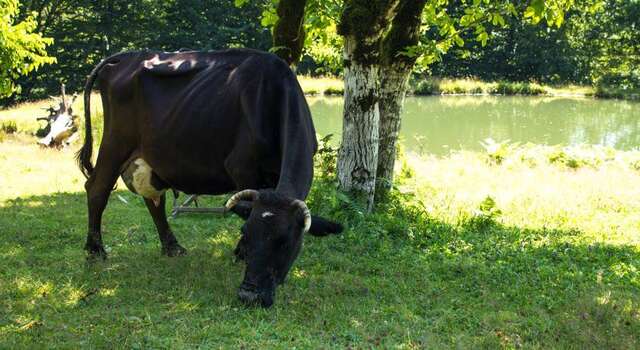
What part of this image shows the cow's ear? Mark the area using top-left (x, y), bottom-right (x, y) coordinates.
top-left (308, 216), bottom-right (343, 237)
top-left (229, 201), bottom-right (253, 220)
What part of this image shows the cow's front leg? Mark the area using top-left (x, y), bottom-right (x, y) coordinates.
top-left (143, 194), bottom-right (187, 257)
top-left (234, 234), bottom-right (247, 261)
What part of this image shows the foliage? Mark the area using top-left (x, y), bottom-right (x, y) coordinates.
top-left (430, 0), bottom-right (640, 96)
top-left (0, 0), bottom-right (55, 98)
top-left (413, 78), bottom-right (441, 95)
top-left (258, 0), bottom-right (576, 75)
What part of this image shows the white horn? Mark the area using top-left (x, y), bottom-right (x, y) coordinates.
top-left (225, 189), bottom-right (259, 210)
top-left (291, 199), bottom-right (311, 233)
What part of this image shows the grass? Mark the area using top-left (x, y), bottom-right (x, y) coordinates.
top-left (297, 75), bottom-right (344, 96)
top-left (1, 114), bottom-right (639, 349)
top-left (0, 94), bottom-right (102, 138)
top-left (413, 77), bottom-right (595, 97)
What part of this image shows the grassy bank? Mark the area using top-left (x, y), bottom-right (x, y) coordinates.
top-left (595, 85), bottom-right (640, 100)
top-left (296, 76), bottom-right (596, 98)
top-left (412, 77), bottom-right (594, 97)
top-left (297, 75), bottom-right (344, 96)
top-left (1, 128), bottom-right (639, 347)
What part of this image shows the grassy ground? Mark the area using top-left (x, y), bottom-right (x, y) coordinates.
top-left (1, 116), bottom-right (639, 348)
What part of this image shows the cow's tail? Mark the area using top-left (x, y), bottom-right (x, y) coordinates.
top-left (76, 58), bottom-right (111, 179)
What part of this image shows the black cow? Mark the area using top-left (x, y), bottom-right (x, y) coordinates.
top-left (77, 48), bottom-right (343, 307)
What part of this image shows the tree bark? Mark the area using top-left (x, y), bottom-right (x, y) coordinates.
top-left (337, 36), bottom-right (381, 211)
top-left (375, 0), bottom-right (427, 197)
top-left (376, 63), bottom-right (411, 193)
top-left (336, 0), bottom-right (399, 211)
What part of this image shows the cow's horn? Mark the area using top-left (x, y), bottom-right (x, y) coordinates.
top-left (225, 189), bottom-right (259, 210)
top-left (291, 199), bottom-right (311, 233)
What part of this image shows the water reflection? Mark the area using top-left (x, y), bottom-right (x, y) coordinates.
top-left (308, 96), bottom-right (640, 155)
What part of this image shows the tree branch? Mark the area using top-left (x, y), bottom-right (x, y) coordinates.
top-left (381, 0), bottom-right (427, 68)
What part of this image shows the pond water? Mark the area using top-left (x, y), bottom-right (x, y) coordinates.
top-left (308, 96), bottom-right (640, 155)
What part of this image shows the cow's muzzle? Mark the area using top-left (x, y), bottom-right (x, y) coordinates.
top-left (237, 280), bottom-right (275, 308)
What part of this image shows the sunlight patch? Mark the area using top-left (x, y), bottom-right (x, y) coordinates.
top-left (597, 291), bottom-right (612, 305)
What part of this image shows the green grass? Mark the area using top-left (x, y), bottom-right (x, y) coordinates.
top-left (1, 103), bottom-right (639, 348)
top-left (297, 75), bottom-right (344, 96)
top-left (413, 77), bottom-right (595, 97)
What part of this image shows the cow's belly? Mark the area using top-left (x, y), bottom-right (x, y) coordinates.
top-left (121, 157), bottom-right (166, 205)
top-left (135, 147), bottom-right (237, 196)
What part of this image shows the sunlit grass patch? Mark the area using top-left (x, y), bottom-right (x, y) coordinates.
top-left (297, 75), bottom-right (343, 96)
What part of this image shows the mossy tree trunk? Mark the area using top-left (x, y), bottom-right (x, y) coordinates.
top-left (376, 0), bottom-right (427, 199)
top-left (337, 0), bottom-right (399, 211)
top-left (272, 0), bottom-right (307, 65)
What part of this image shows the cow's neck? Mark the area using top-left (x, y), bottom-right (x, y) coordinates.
top-left (275, 174), bottom-right (310, 200)
top-left (274, 121), bottom-right (314, 201)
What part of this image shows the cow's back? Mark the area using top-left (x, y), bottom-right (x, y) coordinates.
top-left (97, 49), bottom-right (314, 196)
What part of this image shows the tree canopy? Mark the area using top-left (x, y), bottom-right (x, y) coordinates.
top-left (5, 0), bottom-right (270, 103)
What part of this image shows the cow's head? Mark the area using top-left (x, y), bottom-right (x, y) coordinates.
top-left (225, 189), bottom-right (343, 307)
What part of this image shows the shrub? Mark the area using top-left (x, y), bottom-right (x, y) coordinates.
top-left (324, 86), bottom-right (344, 95)
top-left (413, 79), bottom-right (440, 95)
top-left (304, 88), bottom-right (320, 96)
top-left (495, 81), bottom-right (547, 95)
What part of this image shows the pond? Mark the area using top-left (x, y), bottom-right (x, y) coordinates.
top-left (308, 96), bottom-right (640, 155)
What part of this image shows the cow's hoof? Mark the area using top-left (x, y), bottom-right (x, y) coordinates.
top-left (85, 245), bottom-right (108, 261)
top-left (162, 244), bottom-right (187, 257)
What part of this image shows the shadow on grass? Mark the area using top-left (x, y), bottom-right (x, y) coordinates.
top-left (0, 190), bottom-right (638, 348)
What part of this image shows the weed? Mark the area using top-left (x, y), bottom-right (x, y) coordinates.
top-left (480, 138), bottom-right (514, 164)
top-left (1, 120), bottom-right (17, 134)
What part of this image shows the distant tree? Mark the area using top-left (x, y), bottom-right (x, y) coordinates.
top-left (0, 0), bottom-right (55, 98)
top-left (578, 0), bottom-right (640, 91)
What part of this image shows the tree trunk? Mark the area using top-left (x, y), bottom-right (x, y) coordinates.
top-left (375, 0), bottom-right (427, 198)
top-left (336, 0), bottom-right (401, 211)
top-left (272, 0), bottom-right (307, 65)
top-left (376, 63), bottom-right (411, 194)
top-left (337, 36), bottom-right (380, 211)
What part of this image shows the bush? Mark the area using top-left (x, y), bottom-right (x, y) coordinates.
top-left (323, 86), bottom-right (344, 95)
top-left (413, 79), bottom-right (440, 95)
top-left (495, 81), bottom-right (547, 95)
top-left (304, 88), bottom-right (320, 96)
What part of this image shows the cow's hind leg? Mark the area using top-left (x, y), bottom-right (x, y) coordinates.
top-left (143, 194), bottom-right (187, 257)
top-left (84, 156), bottom-right (124, 260)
